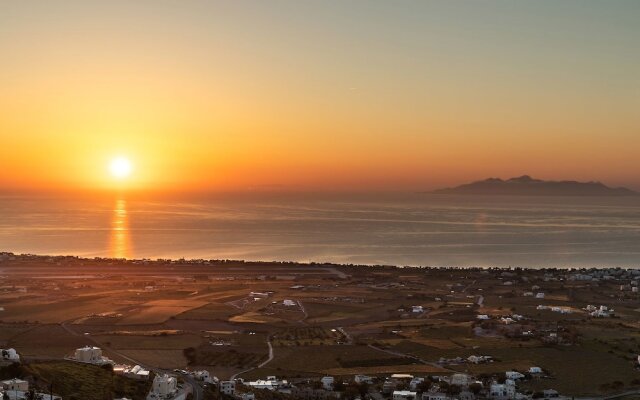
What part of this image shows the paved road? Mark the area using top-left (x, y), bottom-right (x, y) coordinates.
top-left (297, 300), bottom-right (308, 323)
top-left (259, 339), bottom-right (274, 368)
top-left (181, 374), bottom-right (204, 400)
top-left (230, 336), bottom-right (274, 380)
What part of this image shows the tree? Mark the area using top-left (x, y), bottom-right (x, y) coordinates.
top-left (469, 383), bottom-right (483, 395)
top-left (417, 380), bottom-right (432, 393)
top-left (447, 384), bottom-right (461, 396)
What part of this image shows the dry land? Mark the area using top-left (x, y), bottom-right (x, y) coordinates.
top-left (1, 254), bottom-right (640, 396)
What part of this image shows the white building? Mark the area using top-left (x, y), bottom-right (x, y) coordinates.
top-left (393, 390), bottom-right (418, 400)
top-left (123, 365), bottom-right (150, 380)
top-left (1, 379), bottom-right (29, 392)
top-left (0, 348), bottom-right (20, 363)
top-left (587, 305), bottom-right (613, 318)
top-left (321, 376), bottom-right (334, 390)
top-left (2, 392), bottom-right (61, 400)
top-left (505, 371), bottom-right (525, 380)
top-left (354, 374), bottom-right (374, 384)
top-left (74, 346), bottom-right (111, 364)
top-left (219, 380), bottom-right (235, 396)
top-left (391, 374), bottom-right (414, 380)
top-left (450, 373), bottom-right (471, 387)
top-left (245, 380), bottom-right (278, 391)
top-left (283, 299), bottom-right (297, 307)
top-left (467, 355), bottom-right (492, 364)
top-left (147, 374), bottom-right (177, 399)
top-left (192, 370), bottom-right (210, 381)
top-left (241, 393), bottom-right (256, 400)
top-left (422, 392), bottom-right (447, 400)
top-left (535, 292), bottom-right (545, 299)
top-left (490, 382), bottom-right (516, 400)
top-left (412, 305), bottom-right (424, 313)
top-left (529, 366), bottom-right (543, 374)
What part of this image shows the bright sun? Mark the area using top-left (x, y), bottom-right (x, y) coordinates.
top-left (109, 157), bottom-right (133, 179)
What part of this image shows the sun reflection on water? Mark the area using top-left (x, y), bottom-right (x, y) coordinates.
top-left (109, 198), bottom-right (131, 259)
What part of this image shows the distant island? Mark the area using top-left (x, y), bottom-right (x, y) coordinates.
top-left (431, 175), bottom-right (638, 196)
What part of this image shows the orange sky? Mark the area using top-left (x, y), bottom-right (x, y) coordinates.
top-left (1, 1), bottom-right (639, 193)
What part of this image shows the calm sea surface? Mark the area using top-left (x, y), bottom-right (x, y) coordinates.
top-left (1, 193), bottom-right (640, 268)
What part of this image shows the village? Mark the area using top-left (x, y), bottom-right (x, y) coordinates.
top-left (1, 253), bottom-right (640, 400)
top-left (0, 343), bottom-right (596, 400)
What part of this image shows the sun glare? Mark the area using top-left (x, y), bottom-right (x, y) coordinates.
top-left (109, 157), bottom-right (133, 179)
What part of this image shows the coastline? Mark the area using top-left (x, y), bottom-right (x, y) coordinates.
top-left (2, 251), bottom-right (638, 272)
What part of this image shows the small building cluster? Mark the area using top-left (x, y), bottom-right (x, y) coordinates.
top-left (584, 304), bottom-right (613, 317)
top-left (536, 305), bottom-right (572, 314)
top-left (113, 364), bottom-right (151, 380)
top-left (218, 370), bottom-right (561, 400)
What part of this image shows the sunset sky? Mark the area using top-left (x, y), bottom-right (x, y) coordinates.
top-left (1, 1), bottom-right (639, 193)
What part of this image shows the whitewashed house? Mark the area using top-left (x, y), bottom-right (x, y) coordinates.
top-left (490, 382), bottom-right (516, 400)
top-left (321, 376), bottom-right (334, 390)
top-left (74, 346), bottom-right (111, 364)
top-left (529, 367), bottom-right (543, 374)
top-left (192, 370), bottom-right (210, 381)
top-left (354, 374), bottom-right (374, 384)
top-left (124, 365), bottom-right (150, 380)
top-left (450, 373), bottom-right (471, 387)
top-left (393, 390), bottom-right (418, 400)
top-left (1, 378), bottom-right (29, 392)
top-left (505, 371), bottom-right (525, 380)
top-left (467, 355), bottom-right (492, 364)
top-left (219, 380), bottom-right (235, 396)
top-left (383, 380), bottom-right (397, 394)
top-left (245, 379), bottom-right (278, 391)
top-left (0, 348), bottom-right (20, 363)
top-left (422, 392), bottom-right (447, 400)
top-left (147, 374), bottom-right (177, 399)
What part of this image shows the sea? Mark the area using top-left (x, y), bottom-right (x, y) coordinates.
top-left (1, 192), bottom-right (639, 268)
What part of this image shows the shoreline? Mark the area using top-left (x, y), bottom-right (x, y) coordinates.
top-left (1, 251), bottom-right (638, 272)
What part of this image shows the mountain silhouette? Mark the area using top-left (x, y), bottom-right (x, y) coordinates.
top-left (431, 175), bottom-right (637, 196)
